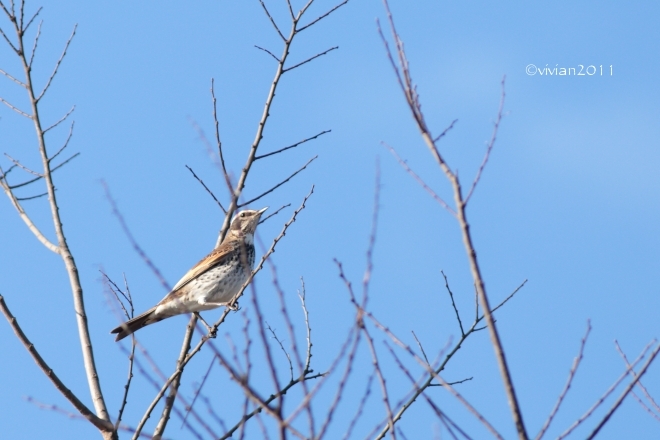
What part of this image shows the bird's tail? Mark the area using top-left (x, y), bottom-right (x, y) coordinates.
top-left (111, 307), bottom-right (162, 341)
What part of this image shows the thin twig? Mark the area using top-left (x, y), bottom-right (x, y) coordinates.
top-left (43, 105), bottom-right (75, 134)
top-left (103, 181), bottom-right (170, 291)
top-left (283, 46), bottom-right (338, 73)
top-left (107, 274), bottom-right (136, 431)
top-left (441, 270), bottom-right (464, 336)
top-left (259, 203), bottom-right (291, 224)
top-left (384, 143), bottom-right (456, 216)
top-left (210, 78), bottom-right (228, 178)
top-left (238, 156), bottom-right (317, 207)
top-left (341, 373), bottom-right (374, 440)
top-left (364, 324), bottom-right (396, 440)
top-left (363, 306), bottom-right (504, 440)
top-left (411, 331), bottom-right (431, 365)
top-left (314, 322), bottom-right (362, 439)
top-left (255, 129), bottom-right (330, 160)
top-left (185, 165), bottom-right (226, 213)
top-left (268, 323), bottom-right (292, 387)
top-left (9, 151), bottom-right (78, 190)
top-left (219, 370), bottom-right (325, 440)
top-left (16, 191), bottom-right (48, 201)
top-left (382, 340), bottom-right (464, 439)
top-left (188, 116), bottom-right (234, 199)
top-left (27, 19), bottom-right (41, 68)
top-left (464, 77), bottom-right (506, 204)
top-left (35, 24), bottom-right (77, 102)
top-left (249, 286), bottom-right (283, 427)
top-left (614, 340), bottom-right (660, 418)
top-left (297, 0), bottom-right (350, 33)
top-left (4, 152), bottom-right (41, 176)
top-left (587, 342), bottom-right (660, 439)
top-left (267, 262), bottom-right (315, 434)
top-left (557, 339), bottom-right (658, 439)
top-left (152, 316), bottom-right (199, 439)
top-left (48, 123), bottom-right (75, 162)
top-left (0, 67), bottom-right (26, 86)
top-left (535, 320), bottom-right (591, 440)
top-left (0, 96), bottom-right (31, 117)
top-left (258, 0), bottom-right (285, 41)
top-left (23, 5), bottom-right (40, 33)
top-left (433, 119), bottom-right (457, 142)
top-left (255, 44), bottom-right (281, 62)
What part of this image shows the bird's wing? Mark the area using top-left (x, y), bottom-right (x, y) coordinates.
top-left (168, 240), bottom-right (239, 293)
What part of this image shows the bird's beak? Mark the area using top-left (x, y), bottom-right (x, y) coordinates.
top-left (257, 207), bottom-right (269, 215)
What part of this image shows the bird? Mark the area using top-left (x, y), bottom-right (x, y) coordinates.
top-left (111, 207), bottom-right (268, 341)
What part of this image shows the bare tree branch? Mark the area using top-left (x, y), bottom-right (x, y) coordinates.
top-left (103, 181), bottom-right (170, 291)
top-left (0, 67), bottom-right (26, 86)
top-left (35, 24), bottom-right (76, 102)
top-left (23, 5), bottom-right (41, 33)
top-left (152, 316), bottom-right (197, 439)
top-left (441, 271), bottom-right (464, 336)
top-left (259, 203), bottom-right (291, 224)
top-left (255, 44), bottom-right (280, 62)
top-left (210, 78), bottom-right (229, 179)
top-left (9, 151), bottom-right (79, 190)
top-left (464, 77), bottom-right (506, 204)
top-left (557, 339), bottom-right (658, 439)
top-left (536, 320), bottom-right (591, 440)
top-left (0, 96), bottom-right (31, 117)
top-left (365, 324), bottom-right (396, 440)
top-left (587, 342), bottom-right (660, 439)
top-left (283, 46), bottom-right (338, 73)
top-left (43, 105), bottom-right (75, 134)
top-left (258, 0), bottom-right (285, 41)
top-left (4, 152), bottom-right (41, 176)
top-left (255, 129), bottom-right (330, 160)
top-left (615, 340), bottom-right (660, 420)
top-left (0, 5), bottom-right (111, 428)
top-left (378, 1), bottom-right (525, 437)
top-left (0, 165), bottom-right (59, 252)
top-left (16, 190), bottom-right (48, 201)
top-left (27, 19), bottom-right (41, 68)
top-left (216, 0), bottom-right (332, 247)
top-left (363, 307), bottom-right (504, 440)
top-left (297, 0), bottom-right (350, 33)
top-left (433, 118), bottom-right (457, 142)
top-left (238, 155), bottom-right (317, 208)
top-left (0, 295), bottom-right (114, 433)
top-left (185, 164), bottom-right (226, 213)
top-left (138, 188), bottom-right (314, 436)
top-left (384, 143), bottom-right (456, 216)
top-left (341, 373), bottom-right (374, 440)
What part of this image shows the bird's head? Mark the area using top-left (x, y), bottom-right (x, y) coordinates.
top-left (228, 207), bottom-right (268, 241)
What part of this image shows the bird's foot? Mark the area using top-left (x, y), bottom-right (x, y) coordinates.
top-left (227, 300), bottom-right (240, 311)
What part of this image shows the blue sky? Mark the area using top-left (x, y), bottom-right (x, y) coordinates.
top-left (1, 0), bottom-right (659, 438)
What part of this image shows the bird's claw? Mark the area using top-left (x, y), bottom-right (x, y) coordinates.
top-left (228, 301), bottom-right (240, 311)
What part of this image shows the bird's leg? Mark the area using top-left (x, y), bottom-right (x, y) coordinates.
top-left (227, 300), bottom-right (240, 311)
top-left (194, 312), bottom-right (217, 338)
top-left (198, 300), bottom-right (240, 311)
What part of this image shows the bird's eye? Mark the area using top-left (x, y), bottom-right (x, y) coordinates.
top-left (240, 212), bottom-right (246, 218)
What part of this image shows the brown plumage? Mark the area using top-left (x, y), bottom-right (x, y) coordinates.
top-left (111, 207), bottom-right (267, 341)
